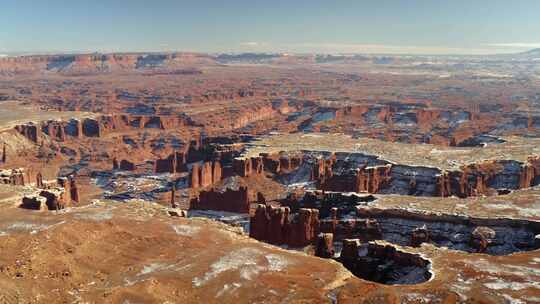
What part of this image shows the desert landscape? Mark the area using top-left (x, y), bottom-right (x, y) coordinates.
top-left (0, 49), bottom-right (538, 303)
top-left (4, 2), bottom-right (540, 303)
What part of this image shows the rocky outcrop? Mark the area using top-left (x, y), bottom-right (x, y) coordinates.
top-left (2, 144), bottom-right (6, 163)
top-left (233, 157), bottom-right (253, 177)
top-left (39, 188), bottom-right (67, 210)
top-left (308, 150), bottom-right (540, 198)
top-left (0, 53), bottom-right (216, 75)
top-left (36, 172), bottom-right (44, 188)
top-left (356, 165), bottom-right (392, 193)
top-left (315, 233), bottom-right (335, 258)
top-left (190, 161), bottom-right (222, 188)
top-left (410, 226), bottom-right (430, 247)
top-left (288, 208), bottom-right (320, 247)
top-left (519, 156), bottom-right (540, 188)
top-left (356, 206), bottom-right (540, 255)
top-left (436, 159), bottom-right (540, 198)
top-left (20, 177), bottom-right (79, 210)
top-left (337, 241), bottom-right (432, 285)
top-left (199, 162), bottom-right (213, 187)
top-left (15, 123), bottom-right (40, 143)
top-left (170, 184), bottom-right (177, 208)
top-left (250, 204), bottom-right (272, 241)
top-left (340, 239), bottom-right (360, 262)
top-left (57, 176), bottom-right (79, 203)
top-left (154, 152), bottom-right (182, 174)
top-left (82, 118), bottom-right (101, 137)
top-left (20, 195), bottom-right (48, 211)
top-left (250, 205), bottom-right (291, 245)
top-left (190, 186), bottom-right (253, 213)
top-left (41, 120), bottom-right (66, 141)
top-left (18, 114), bottom-right (192, 144)
top-left (119, 160), bottom-right (136, 171)
top-left (0, 168), bottom-right (28, 186)
top-left (471, 226), bottom-right (496, 253)
top-left (249, 205), bottom-right (320, 247)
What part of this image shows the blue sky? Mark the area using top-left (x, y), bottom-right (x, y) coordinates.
top-left (1, 0), bottom-right (540, 55)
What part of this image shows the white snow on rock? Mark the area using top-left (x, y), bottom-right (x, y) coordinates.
top-left (171, 224), bottom-right (201, 236)
top-left (193, 247), bottom-right (291, 287)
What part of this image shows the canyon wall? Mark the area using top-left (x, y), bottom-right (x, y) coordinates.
top-left (189, 186), bottom-right (253, 213)
top-left (250, 204), bottom-right (320, 247)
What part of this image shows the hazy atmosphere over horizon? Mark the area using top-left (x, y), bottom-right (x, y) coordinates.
top-left (1, 0), bottom-right (540, 55)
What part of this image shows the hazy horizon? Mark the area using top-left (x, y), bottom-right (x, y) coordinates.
top-left (1, 0), bottom-right (540, 55)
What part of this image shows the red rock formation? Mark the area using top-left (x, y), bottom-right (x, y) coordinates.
top-left (190, 161), bottom-right (222, 188)
top-left (288, 208), bottom-right (320, 247)
top-left (266, 205), bottom-right (290, 245)
top-left (250, 204), bottom-right (270, 241)
top-left (437, 162), bottom-right (503, 197)
top-left (190, 186), bottom-right (253, 213)
top-left (170, 184), bottom-right (177, 208)
top-left (340, 239), bottom-right (360, 261)
top-left (69, 178), bottom-right (79, 203)
top-left (112, 158), bottom-right (119, 170)
top-left (415, 109), bottom-right (441, 130)
top-left (34, 115), bottom-right (188, 143)
top-left (377, 106), bottom-right (393, 123)
top-left (233, 157), bottom-right (252, 177)
top-left (39, 188), bottom-right (67, 210)
top-left (319, 163), bottom-right (392, 194)
top-left (315, 233), bottom-right (335, 258)
top-left (42, 120), bottom-right (66, 141)
top-left (36, 172), bottom-right (44, 188)
top-left (0, 168), bottom-right (27, 186)
top-left (471, 227), bottom-right (496, 253)
top-left (199, 162), bottom-right (213, 187)
top-left (212, 161), bottom-right (222, 183)
top-left (252, 157), bottom-right (264, 175)
top-left (57, 176), bottom-right (79, 204)
top-left (279, 155), bottom-right (303, 172)
top-left (20, 195), bottom-right (47, 211)
top-left (520, 156), bottom-right (540, 188)
top-left (356, 165), bottom-right (393, 193)
top-left (339, 105), bottom-right (370, 118)
top-left (190, 163), bottom-right (200, 188)
top-left (2, 144), bottom-right (6, 163)
top-left (154, 151), bottom-right (187, 174)
top-left (329, 207), bottom-right (338, 234)
top-left (119, 160), bottom-right (136, 171)
top-left (250, 205), bottom-right (319, 247)
top-left (15, 123), bottom-right (40, 143)
top-left (261, 154), bottom-right (281, 174)
top-left (410, 226), bottom-right (430, 247)
top-left (82, 118), bottom-right (101, 137)
top-left (311, 154), bottom-right (335, 183)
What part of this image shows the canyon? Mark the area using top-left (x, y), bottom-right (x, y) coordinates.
top-left (0, 51), bottom-right (539, 303)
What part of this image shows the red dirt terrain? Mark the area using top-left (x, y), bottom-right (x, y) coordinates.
top-left (0, 52), bottom-right (539, 303)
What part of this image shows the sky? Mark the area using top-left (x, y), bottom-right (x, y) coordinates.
top-left (1, 0), bottom-right (540, 55)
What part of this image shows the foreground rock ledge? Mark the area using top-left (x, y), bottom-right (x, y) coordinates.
top-left (0, 202), bottom-right (538, 303)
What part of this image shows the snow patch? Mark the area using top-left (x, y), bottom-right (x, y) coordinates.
top-left (172, 224), bottom-right (200, 236)
top-left (216, 283), bottom-right (241, 298)
top-left (265, 254), bottom-right (290, 271)
top-left (75, 210), bottom-right (113, 221)
top-left (138, 263), bottom-right (167, 276)
top-left (484, 278), bottom-right (531, 290)
top-left (193, 248), bottom-right (290, 287)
